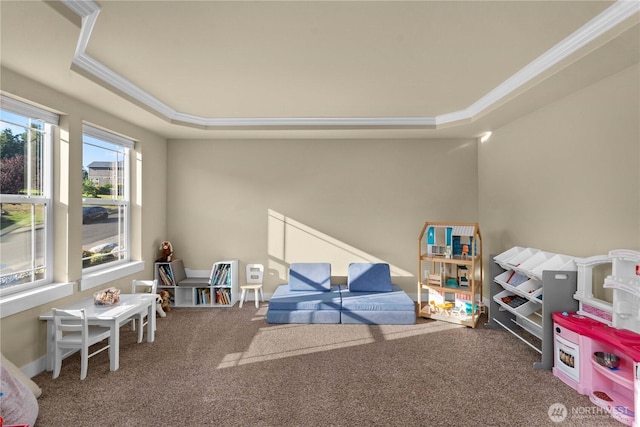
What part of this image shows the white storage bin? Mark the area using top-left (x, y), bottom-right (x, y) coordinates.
top-left (493, 289), bottom-right (515, 308)
top-left (513, 300), bottom-right (542, 317)
top-left (494, 246), bottom-right (525, 269)
top-left (529, 254), bottom-right (576, 280)
top-left (494, 270), bottom-right (529, 294)
top-left (516, 313), bottom-right (543, 339)
top-left (517, 278), bottom-right (543, 300)
top-left (493, 289), bottom-right (528, 312)
top-left (513, 251), bottom-right (554, 278)
top-left (524, 309), bottom-right (542, 327)
top-left (505, 248), bottom-right (540, 269)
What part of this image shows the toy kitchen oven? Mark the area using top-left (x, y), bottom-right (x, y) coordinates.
top-left (554, 317), bottom-right (582, 386)
top-left (553, 250), bottom-right (640, 426)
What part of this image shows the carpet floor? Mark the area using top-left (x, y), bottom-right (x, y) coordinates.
top-left (31, 304), bottom-right (624, 426)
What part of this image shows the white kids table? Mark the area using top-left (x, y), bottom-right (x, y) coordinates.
top-left (39, 293), bottom-right (156, 372)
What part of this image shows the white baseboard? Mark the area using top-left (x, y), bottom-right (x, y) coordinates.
top-left (23, 355), bottom-right (47, 379)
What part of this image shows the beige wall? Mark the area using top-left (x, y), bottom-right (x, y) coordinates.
top-left (169, 60), bottom-right (639, 302)
top-left (167, 138), bottom-right (478, 293)
top-left (479, 63), bottom-right (640, 281)
top-left (1, 58), bottom-right (638, 373)
top-left (0, 68), bottom-right (168, 367)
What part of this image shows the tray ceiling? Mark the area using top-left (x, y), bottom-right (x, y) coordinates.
top-left (1, 0), bottom-right (638, 139)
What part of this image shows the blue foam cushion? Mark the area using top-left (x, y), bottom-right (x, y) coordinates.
top-left (340, 285), bottom-right (415, 311)
top-left (266, 309), bottom-right (341, 324)
top-left (347, 263), bottom-right (392, 292)
top-left (268, 285), bottom-right (341, 311)
top-left (289, 263), bottom-right (331, 291)
top-left (340, 310), bottom-right (416, 325)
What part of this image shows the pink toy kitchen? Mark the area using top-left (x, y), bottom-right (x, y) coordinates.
top-left (553, 249), bottom-right (640, 426)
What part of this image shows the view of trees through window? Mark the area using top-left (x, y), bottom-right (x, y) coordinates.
top-left (0, 103), bottom-right (131, 289)
top-left (0, 110), bottom-right (49, 288)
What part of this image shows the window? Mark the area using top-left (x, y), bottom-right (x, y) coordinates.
top-left (82, 125), bottom-right (133, 272)
top-left (0, 96), bottom-right (57, 294)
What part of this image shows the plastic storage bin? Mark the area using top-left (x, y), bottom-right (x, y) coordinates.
top-left (494, 246), bottom-right (525, 269)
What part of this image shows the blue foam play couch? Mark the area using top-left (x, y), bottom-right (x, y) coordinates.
top-left (340, 263), bottom-right (416, 324)
top-left (266, 262), bottom-right (415, 325)
top-left (266, 263), bottom-right (342, 324)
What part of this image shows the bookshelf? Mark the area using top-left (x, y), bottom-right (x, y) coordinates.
top-left (155, 259), bottom-right (239, 307)
top-left (209, 260), bottom-right (239, 306)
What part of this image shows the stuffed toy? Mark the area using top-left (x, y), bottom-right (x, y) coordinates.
top-left (156, 290), bottom-right (171, 317)
top-left (156, 241), bottom-right (174, 262)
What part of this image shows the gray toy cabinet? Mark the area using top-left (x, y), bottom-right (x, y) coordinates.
top-left (487, 247), bottom-right (578, 370)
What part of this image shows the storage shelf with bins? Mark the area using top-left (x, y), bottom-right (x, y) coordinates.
top-left (417, 221), bottom-right (483, 328)
top-left (487, 246), bottom-right (578, 369)
top-left (155, 259), bottom-right (239, 307)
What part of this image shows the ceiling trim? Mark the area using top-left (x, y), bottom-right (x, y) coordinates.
top-left (62, 0), bottom-right (639, 130)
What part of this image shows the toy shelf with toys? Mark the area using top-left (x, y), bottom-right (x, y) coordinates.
top-left (486, 246), bottom-right (579, 370)
top-left (155, 259), bottom-right (239, 308)
top-left (417, 221), bottom-right (483, 328)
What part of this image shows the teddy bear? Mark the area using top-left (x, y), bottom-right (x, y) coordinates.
top-left (156, 290), bottom-right (171, 317)
top-left (156, 241), bottom-right (174, 263)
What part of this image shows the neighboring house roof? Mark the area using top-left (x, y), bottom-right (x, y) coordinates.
top-left (88, 161), bottom-right (122, 169)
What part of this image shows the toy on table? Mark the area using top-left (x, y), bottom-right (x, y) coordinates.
top-left (93, 287), bottom-right (120, 306)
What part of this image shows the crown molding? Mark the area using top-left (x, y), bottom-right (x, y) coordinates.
top-left (61, 0), bottom-right (99, 17)
top-left (467, 0), bottom-right (640, 119)
top-left (171, 114), bottom-right (438, 129)
top-left (62, 0), bottom-right (640, 130)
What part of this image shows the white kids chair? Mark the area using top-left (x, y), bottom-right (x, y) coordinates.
top-left (239, 264), bottom-right (264, 308)
top-left (52, 308), bottom-right (111, 380)
top-left (129, 279), bottom-right (158, 343)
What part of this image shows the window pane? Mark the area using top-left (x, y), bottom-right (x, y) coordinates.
top-left (1, 121), bottom-right (26, 195)
top-left (83, 136), bottom-right (125, 199)
top-left (1, 119), bottom-right (45, 196)
top-left (26, 127), bottom-right (45, 196)
top-left (1, 101), bottom-right (51, 293)
top-left (0, 203), bottom-right (46, 288)
top-left (82, 128), bottom-right (129, 271)
top-left (82, 204), bottom-right (126, 268)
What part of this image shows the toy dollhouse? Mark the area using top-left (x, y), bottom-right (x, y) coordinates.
top-left (553, 249), bottom-right (640, 426)
top-left (417, 222), bottom-right (482, 328)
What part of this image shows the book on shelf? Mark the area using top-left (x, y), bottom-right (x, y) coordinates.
top-left (196, 288), bottom-right (210, 304)
top-left (210, 264), bottom-right (219, 284)
top-left (165, 265), bottom-right (174, 283)
top-left (214, 288), bottom-right (231, 305)
top-left (158, 266), bottom-right (173, 286)
top-left (210, 263), bottom-right (231, 287)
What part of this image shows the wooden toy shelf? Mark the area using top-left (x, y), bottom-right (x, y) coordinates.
top-left (417, 221), bottom-right (483, 328)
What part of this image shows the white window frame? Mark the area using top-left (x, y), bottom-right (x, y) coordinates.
top-left (0, 96), bottom-right (55, 294)
top-left (0, 95), bottom-right (74, 318)
top-left (80, 124), bottom-right (138, 289)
